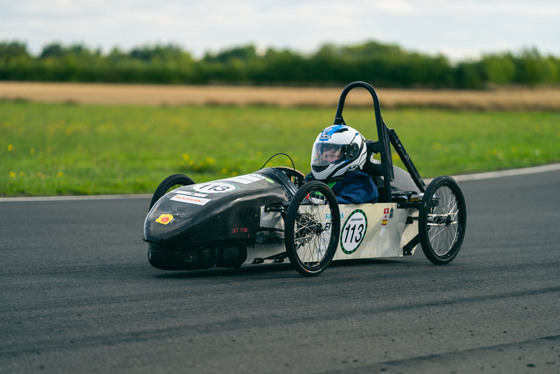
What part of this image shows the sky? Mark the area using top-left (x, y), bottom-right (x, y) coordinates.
top-left (1, 0), bottom-right (559, 61)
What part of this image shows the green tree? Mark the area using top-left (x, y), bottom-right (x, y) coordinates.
top-left (0, 41), bottom-right (34, 80)
top-left (514, 48), bottom-right (542, 86)
top-left (0, 41), bottom-right (31, 60)
top-left (453, 61), bottom-right (485, 89)
top-left (1, 39), bottom-right (559, 87)
top-left (481, 53), bottom-right (516, 85)
top-left (203, 44), bottom-right (257, 63)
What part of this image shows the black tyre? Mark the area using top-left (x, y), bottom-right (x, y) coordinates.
top-left (285, 181), bottom-right (341, 276)
top-left (149, 174), bottom-right (195, 209)
top-left (274, 166), bottom-right (305, 187)
top-left (419, 176), bottom-right (467, 264)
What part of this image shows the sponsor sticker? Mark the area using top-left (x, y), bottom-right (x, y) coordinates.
top-left (341, 209), bottom-right (368, 254)
top-left (174, 190), bottom-right (208, 198)
top-left (325, 212), bottom-right (344, 220)
top-left (380, 207), bottom-right (391, 237)
top-left (171, 194), bottom-right (210, 206)
top-left (226, 174), bottom-right (263, 184)
top-left (156, 214), bottom-right (174, 225)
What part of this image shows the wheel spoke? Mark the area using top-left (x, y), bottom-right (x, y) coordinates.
top-left (294, 206), bottom-right (332, 264)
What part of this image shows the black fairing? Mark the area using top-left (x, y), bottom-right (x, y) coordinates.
top-left (143, 168), bottom-right (295, 257)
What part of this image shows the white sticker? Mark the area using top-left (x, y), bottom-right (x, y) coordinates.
top-left (171, 194), bottom-right (210, 206)
top-left (226, 174), bottom-right (263, 184)
top-left (174, 190), bottom-right (208, 198)
top-left (341, 209), bottom-right (368, 254)
top-left (192, 182), bottom-right (238, 194)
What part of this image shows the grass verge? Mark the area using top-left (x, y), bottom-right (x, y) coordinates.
top-left (1, 101), bottom-right (559, 196)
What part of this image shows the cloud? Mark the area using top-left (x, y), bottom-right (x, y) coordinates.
top-left (1, 0), bottom-right (558, 59)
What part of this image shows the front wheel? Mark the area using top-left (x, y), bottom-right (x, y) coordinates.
top-left (284, 181), bottom-right (341, 276)
top-left (419, 176), bottom-right (467, 264)
top-left (149, 174), bottom-right (195, 209)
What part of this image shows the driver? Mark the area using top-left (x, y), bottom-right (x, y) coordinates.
top-left (308, 125), bottom-right (378, 204)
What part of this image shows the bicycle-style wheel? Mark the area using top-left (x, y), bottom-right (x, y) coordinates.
top-left (284, 181), bottom-right (341, 276)
top-left (419, 176), bottom-right (467, 264)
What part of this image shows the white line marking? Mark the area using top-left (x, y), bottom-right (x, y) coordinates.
top-left (451, 163), bottom-right (560, 182)
top-left (0, 194), bottom-right (152, 202)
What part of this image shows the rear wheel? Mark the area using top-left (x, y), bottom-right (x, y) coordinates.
top-left (149, 174), bottom-right (195, 209)
top-left (419, 176), bottom-right (467, 264)
top-left (285, 181), bottom-right (340, 276)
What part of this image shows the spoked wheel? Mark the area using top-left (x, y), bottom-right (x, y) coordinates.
top-left (149, 174), bottom-right (195, 209)
top-left (285, 181), bottom-right (341, 276)
top-left (419, 176), bottom-right (467, 264)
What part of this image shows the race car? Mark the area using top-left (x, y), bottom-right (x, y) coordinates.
top-left (143, 81), bottom-right (467, 276)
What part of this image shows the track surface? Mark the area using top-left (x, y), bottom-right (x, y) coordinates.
top-left (1, 169), bottom-right (559, 373)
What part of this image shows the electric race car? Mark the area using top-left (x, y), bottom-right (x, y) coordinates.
top-left (143, 81), bottom-right (467, 276)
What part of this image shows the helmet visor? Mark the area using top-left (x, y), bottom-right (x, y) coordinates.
top-left (311, 143), bottom-right (345, 167)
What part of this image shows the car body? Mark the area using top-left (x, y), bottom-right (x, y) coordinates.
top-left (143, 81), bottom-right (467, 276)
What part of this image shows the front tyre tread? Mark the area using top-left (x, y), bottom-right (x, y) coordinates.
top-left (149, 174), bottom-right (195, 209)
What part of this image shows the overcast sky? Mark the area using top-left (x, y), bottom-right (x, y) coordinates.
top-left (1, 0), bottom-right (559, 61)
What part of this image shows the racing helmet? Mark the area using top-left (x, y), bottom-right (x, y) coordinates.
top-left (310, 125), bottom-right (367, 181)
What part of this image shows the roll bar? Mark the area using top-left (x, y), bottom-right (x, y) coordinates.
top-left (333, 81), bottom-right (426, 201)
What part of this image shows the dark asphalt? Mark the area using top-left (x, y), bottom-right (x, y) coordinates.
top-left (1, 168), bottom-right (559, 374)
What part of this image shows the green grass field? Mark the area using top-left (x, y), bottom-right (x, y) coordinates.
top-left (1, 100), bottom-right (559, 196)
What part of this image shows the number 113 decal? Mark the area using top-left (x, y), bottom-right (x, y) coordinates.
top-left (341, 209), bottom-right (368, 254)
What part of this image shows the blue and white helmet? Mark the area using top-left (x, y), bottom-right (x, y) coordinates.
top-left (311, 125), bottom-right (367, 181)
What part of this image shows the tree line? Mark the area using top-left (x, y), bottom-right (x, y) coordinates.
top-left (1, 40), bottom-right (559, 88)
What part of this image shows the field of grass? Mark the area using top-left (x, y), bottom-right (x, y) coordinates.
top-left (1, 100), bottom-right (559, 196)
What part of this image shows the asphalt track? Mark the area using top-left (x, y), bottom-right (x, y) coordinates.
top-left (1, 167), bottom-right (559, 374)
